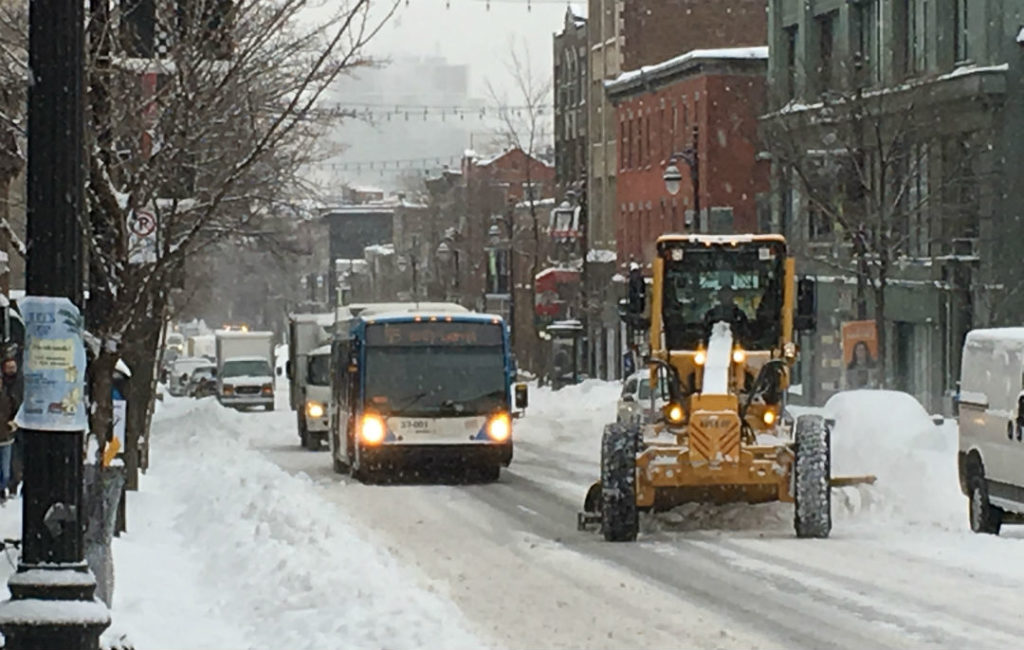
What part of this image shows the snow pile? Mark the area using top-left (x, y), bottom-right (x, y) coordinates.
top-left (824, 390), bottom-right (961, 530)
top-left (702, 323), bottom-right (732, 395)
top-left (112, 397), bottom-right (481, 649)
top-left (515, 379), bottom-right (619, 464)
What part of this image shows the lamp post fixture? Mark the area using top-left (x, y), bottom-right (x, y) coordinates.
top-left (435, 240), bottom-right (459, 302)
top-left (488, 216), bottom-right (514, 347)
top-left (664, 144), bottom-right (700, 229)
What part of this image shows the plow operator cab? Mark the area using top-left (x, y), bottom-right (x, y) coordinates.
top-left (580, 234), bottom-right (854, 541)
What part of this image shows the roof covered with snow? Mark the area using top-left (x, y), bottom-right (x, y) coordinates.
top-left (606, 46), bottom-right (768, 98)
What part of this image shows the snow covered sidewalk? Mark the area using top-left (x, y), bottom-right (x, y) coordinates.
top-left (108, 397), bottom-right (482, 649)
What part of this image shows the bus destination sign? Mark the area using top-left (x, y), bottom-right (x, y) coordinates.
top-left (366, 321), bottom-right (503, 347)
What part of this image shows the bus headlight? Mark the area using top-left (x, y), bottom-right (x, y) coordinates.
top-left (306, 401), bottom-right (325, 419)
top-left (360, 413), bottom-right (386, 445)
top-left (487, 412), bottom-right (512, 442)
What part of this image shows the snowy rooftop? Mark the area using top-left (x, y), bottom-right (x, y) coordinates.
top-left (606, 46), bottom-right (768, 94)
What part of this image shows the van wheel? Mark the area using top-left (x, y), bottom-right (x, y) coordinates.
top-left (969, 476), bottom-right (1003, 535)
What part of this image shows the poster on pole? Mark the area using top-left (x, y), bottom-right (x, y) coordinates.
top-left (14, 296), bottom-right (88, 431)
top-left (841, 320), bottom-right (878, 390)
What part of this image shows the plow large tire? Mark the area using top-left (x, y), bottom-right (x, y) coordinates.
top-left (794, 414), bottom-right (832, 539)
top-left (601, 424), bottom-right (639, 542)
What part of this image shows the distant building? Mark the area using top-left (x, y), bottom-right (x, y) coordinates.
top-left (622, 0), bottom-right (767, 70)
top-left (553, 6), bottom-right (588, 199)
top-left (607, 47), bottom-right (770, 266)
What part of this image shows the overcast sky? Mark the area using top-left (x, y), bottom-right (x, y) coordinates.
top-left (365, 0), bottom-right (579, 96)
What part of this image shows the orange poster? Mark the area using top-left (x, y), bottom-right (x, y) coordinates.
top-left (842, 320), bottom-right (877, 389)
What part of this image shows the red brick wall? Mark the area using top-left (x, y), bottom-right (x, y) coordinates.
top-left (613, 69), bottom-right (769, 266)
top-left (623, 0), bottom-right (768, 70)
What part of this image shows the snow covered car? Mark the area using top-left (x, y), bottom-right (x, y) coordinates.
top-left (186, 364), bottom-right (217, 398)
top-left (616, 372), bottom-right (664, 426)
top-left (169, 357), bottom-right (210, 397)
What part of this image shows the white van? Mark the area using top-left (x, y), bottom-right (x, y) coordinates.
top-left (957, 328), bottom-right (1024, 534)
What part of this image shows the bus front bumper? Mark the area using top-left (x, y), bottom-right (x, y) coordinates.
top-left (359, 442), bottom-right (513, 469)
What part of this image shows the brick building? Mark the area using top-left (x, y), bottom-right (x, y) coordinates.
top-left (622, 0), bottom-right (768, 70)
top-left (606, 47), bottom-right (770, 266)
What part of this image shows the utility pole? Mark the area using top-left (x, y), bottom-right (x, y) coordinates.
top-left (0, 0), bottom-right (109, 646)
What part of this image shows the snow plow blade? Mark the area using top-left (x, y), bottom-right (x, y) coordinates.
top-left (577, 481), bottom-right (603, 531)
top-left (830, 475), bottom-right (877, 488)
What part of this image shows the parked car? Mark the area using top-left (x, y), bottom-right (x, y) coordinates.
top-left (186, 364), bottom-right (217, 398)
top-left (168, 357), bottom-right (210, 397)
top-left (616, 372), bottom-right (664, 426)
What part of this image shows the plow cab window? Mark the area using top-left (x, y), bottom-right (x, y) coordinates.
top-left (662, 243), bottom-right (784, 350)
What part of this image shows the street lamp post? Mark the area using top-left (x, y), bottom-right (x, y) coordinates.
top-left (0, 0), bottom-right (110, 646)
top-left (664, 142), bottom-right (700, 229)
top-left (489, 217), bottom-right (514, 348)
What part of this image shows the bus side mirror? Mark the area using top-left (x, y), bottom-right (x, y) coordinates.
top-left (515, 383), bottom-right (529, 409)
top-left (795, 277), bottom-right (817, 332)
top-left (285, 361), bottom-right (293, 379)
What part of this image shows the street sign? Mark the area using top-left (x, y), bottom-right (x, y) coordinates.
top-left (130, 209), bottom-right (156, 237)
top-left (128, 208), bottom-right (158, 264)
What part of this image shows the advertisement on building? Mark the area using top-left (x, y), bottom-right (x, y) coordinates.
top-left (842, 320), bottom-right (878, 390)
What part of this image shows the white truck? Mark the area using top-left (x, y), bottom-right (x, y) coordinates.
top-left (287, 312), bottom-right (335, 449)
top-left (215, 330), bottom-right (276, 411)
top-left (187, 334), bottom-right (216, 360)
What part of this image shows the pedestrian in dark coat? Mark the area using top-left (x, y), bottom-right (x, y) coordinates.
top-left (0, 355), bottom-right (21, 501)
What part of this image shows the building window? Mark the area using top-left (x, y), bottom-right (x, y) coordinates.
top-left (619, 120), bottom-right (626, 171)
top-left (900, 0), bottom-right (928, 77)
top-left (784, 24), bottom-right (798, 98)
top-left (815, 11), bottom-right (837, 93)
top-left (853, 0), bottom-right (881, 85)
top-left (645, 113), bottom-right (651, 166)
top-left (954, 0), bottom-right (970, 62)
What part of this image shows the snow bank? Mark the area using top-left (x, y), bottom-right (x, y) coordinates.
top-left (515, 379), bottom-right (620, 466)
top-left (112, 397), bottom-right (481, 649)
top-left (823, 390), bottom-right (961, 530)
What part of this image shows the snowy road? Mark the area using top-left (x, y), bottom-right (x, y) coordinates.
top-left (114, 384), bottom-right (1024, 649)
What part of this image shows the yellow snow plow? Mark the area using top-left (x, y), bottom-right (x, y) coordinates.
top-left (578, 234), bottom-right (875, 540)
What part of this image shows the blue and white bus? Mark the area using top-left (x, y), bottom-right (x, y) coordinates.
top-left (329, 307), bottom-right (528, 481)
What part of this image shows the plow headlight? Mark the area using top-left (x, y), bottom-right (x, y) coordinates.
top-left (487, 412), bottom-right (512, 442)
top-left (359, 413), bottom-right (386, 445)
top-left (306, 401), bottom-right (325, 419)
top-left (665, 403), bottom-right (685, 424)
top-left (763, 410), bottom-right (777, 426)
top-left (694, 350), bottom-right (706, 366)
top-left (732, 348), bottom-right (746, 364)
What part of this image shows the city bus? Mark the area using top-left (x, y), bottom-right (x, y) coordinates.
top-left (328, 307), bottom-right (528, 482)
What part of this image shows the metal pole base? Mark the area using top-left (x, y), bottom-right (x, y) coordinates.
top-left (0, 564), bottom-right (109, 650)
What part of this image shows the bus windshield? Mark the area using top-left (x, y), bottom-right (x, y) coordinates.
top-left (662, 242), bottom-right (784, 350)
top-left (363, 321), bottom-right (506, 417)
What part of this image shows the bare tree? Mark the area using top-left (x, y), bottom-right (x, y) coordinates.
top-left (487, 40), bottom-right (553, 372)
top-left (0, 0), bottom-right (399, 473)
top-left (763, 82), bottom-right (989, 386)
